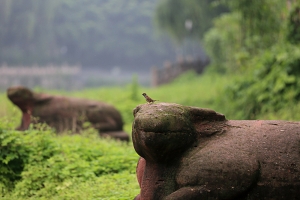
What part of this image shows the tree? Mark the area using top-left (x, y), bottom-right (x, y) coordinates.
top-left (286, 3), bottom-right (300, 44)
top-left (0, 0), bottom-right (176, 68)
top-left (222, 0), bottom-right (284, 51)
top-left (154, 0), bottom-right (227, 43)
top-left (0, 0), bottom-right (59, 64)
top-left (203, 0), bottom-right (286, 73)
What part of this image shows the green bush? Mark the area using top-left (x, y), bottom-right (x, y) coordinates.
top-left (218, 44), bottom-right (300, 119)
top-left (204, 13), bottom-right (243, 73)
top-left (0, 119), bottom-right (138, 199)
top-left (287, 4), bottom-right (300, 44)
top-left (0, 129), bottom-right (29, 191)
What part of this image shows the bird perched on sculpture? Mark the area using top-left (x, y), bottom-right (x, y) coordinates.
top-left (142, 93), bottom-right (158, 104)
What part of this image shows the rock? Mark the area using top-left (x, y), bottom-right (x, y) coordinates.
top-left (132, 103), bottom-right (300, 199)
top-left (7, 86), bottom-right (129, 141)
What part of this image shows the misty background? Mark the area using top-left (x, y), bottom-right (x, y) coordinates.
top-left (0, 0), bottom-right (220, 89)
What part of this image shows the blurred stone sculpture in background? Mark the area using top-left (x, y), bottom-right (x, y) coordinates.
top-left (7, 86), bottom-right (129, 141)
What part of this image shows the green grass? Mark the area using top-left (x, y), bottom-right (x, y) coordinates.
top-left (0, 123), bottom-right (139, 199)
top-left (150, 71), bottom-right (228, 108)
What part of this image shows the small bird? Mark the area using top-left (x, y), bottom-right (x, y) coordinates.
top-left (142, 93), bottom-right (158, 104)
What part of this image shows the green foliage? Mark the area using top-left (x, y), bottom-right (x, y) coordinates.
top-left (0, 118), bottom-right (138, 199)
top-left (201, 0), bottom-right (300, 120)
top-left (218, 44), bottom-right (300, 119)
top-left (2, 171), bottom-right (139, 200)
top-left (0, 129), bottom-right (28, 191)
top-left (45, 172), bottom-right (138, 200)
top-left (223, 0), bottom-right (283, 48)
top-left (154, 0), bottom-right (227, 43)
top-left (204, 0), bottom-right (285, 73)
top-left (204, 13), bottom-right (244, 73)
top-left (286, 4), bottom-right (300, 44)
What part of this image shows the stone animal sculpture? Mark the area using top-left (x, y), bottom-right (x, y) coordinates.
top-left (7, 86), bottom-right (129, 141)
top-left (132, 103), bottom-right (300, 200)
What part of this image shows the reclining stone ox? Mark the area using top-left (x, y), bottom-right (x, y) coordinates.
top-left (132, 103), bottom-right (300, 199)
top-left (7, 86), bottom-right (129, 141)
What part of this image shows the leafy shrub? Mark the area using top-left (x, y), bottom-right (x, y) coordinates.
top-left (204, 13), bottom-right (243, 73)
top-left (287, 4), bottom-right (300, 44)
top-left (0, 129), bottom-right (29, 192)
top-left (2, 171), bottom-right (139, 200)
top-left (0, 119), bottom-right (138, 199)
top-left (219, 44), bottom-right (300, 119)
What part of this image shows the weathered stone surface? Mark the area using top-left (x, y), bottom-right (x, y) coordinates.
top-left (132, 103), bottom-right (300, 200)
top-left (7, 86), bottom-right (129, 141)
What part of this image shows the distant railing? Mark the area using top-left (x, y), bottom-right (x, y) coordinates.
top-left (0, 64), bottom-right (82, 91)
top-left (151, 57), bottom-right (210, 87)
